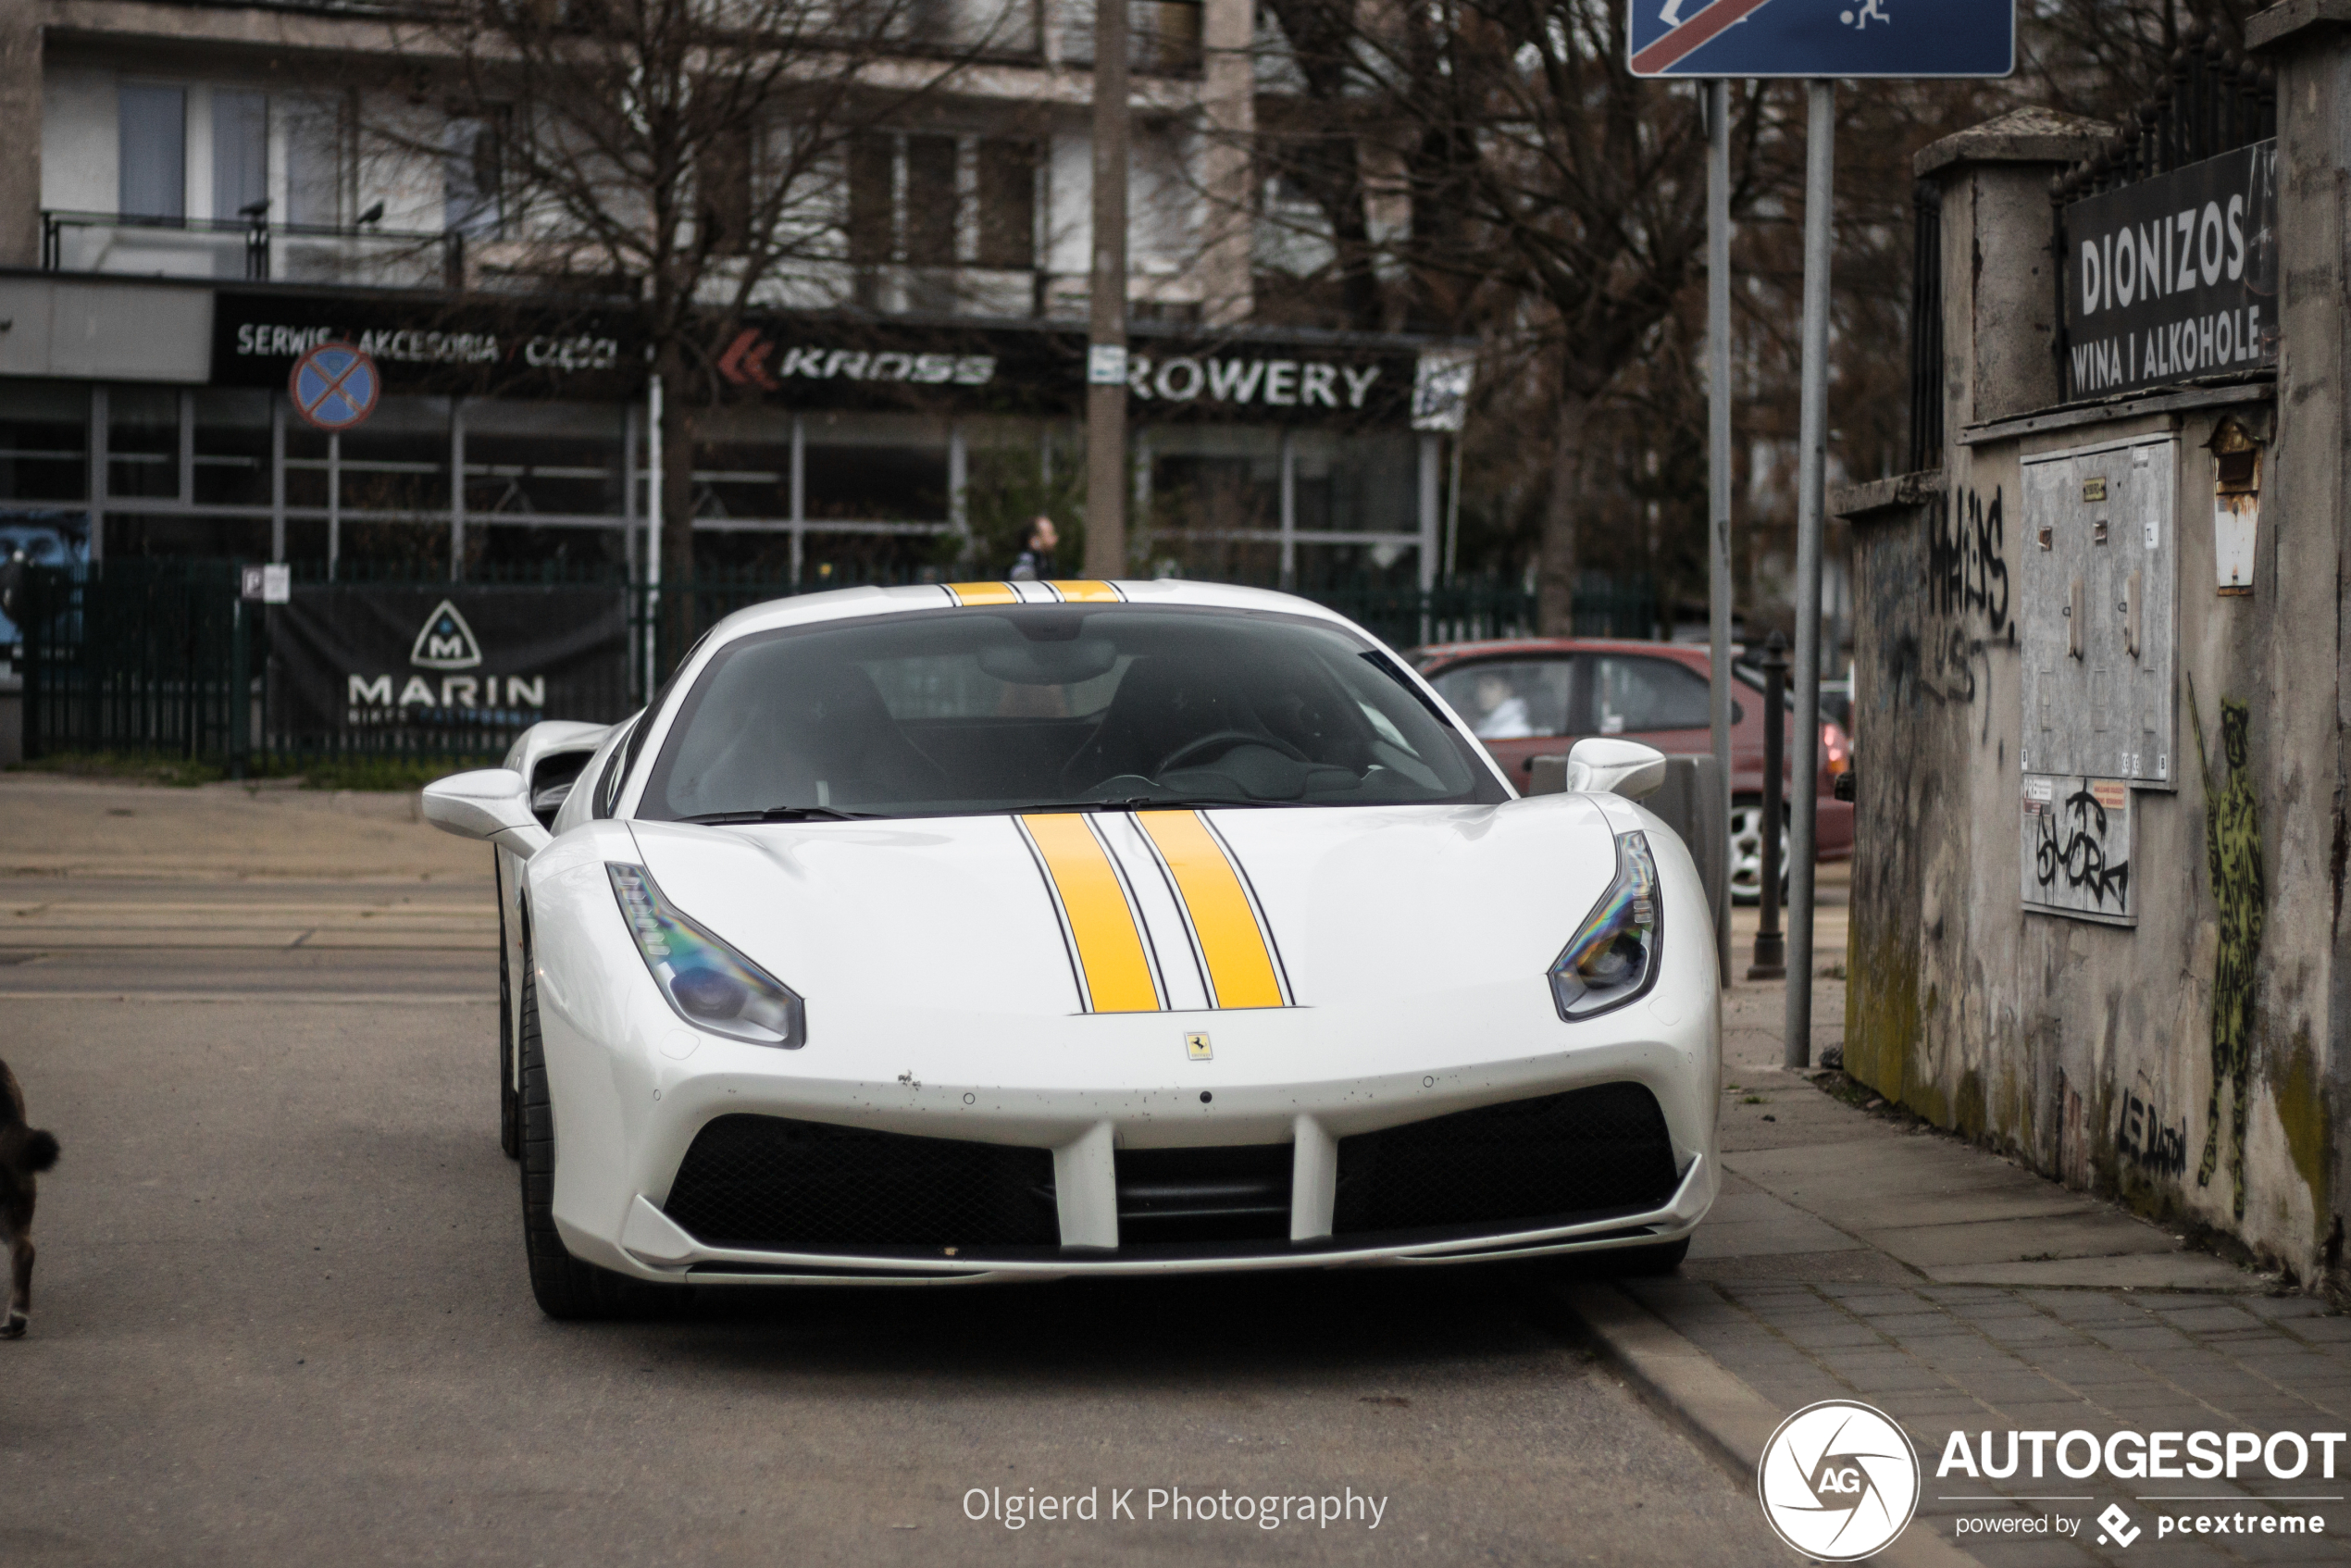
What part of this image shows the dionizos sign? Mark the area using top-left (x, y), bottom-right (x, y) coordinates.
top-left (2064, 141), bottom-right (2279, 399)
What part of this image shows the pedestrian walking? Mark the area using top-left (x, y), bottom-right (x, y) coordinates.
top-left (1010, 516), bottom-right (1058, 580)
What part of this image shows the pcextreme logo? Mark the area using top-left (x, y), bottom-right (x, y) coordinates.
top-left (1757, 1400), bottom-right (1921, 1561)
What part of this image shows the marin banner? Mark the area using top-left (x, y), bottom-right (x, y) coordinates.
top-left (2063, 141), bottom-right (2279, 399)
top-left (267, 584), bottom-right (631, 745)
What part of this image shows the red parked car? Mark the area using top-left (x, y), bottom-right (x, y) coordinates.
top-left (1409, 638), bottom-right (1854, 902)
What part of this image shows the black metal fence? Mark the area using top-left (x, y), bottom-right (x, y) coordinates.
top-left (17, 559), bottom-right (1650, 772)
top-left (2048, 25), bottom-right (2276, 386)
top-left (1908, 179), bottom-right (1944, 473)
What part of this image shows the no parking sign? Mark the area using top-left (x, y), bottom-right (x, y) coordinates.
top-left (289, 342), bottom-right (380, 431)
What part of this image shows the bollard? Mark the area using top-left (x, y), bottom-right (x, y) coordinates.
top-left (1748, 630), bottom-right (1787, 981)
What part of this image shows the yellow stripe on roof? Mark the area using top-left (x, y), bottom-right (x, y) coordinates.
top-left (1021, 814), bottom-right (1162, 1014)
top-left (1046, 579), bottom-right (1124, 603)
top-left (1138, 811), bottom-right (1287, 1009)
top-left (945, 581), bottom-right (1020, 605)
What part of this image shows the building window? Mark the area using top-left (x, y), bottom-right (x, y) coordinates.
top-left (903, 135), bottom-right (958, 266)
top-left (976, 140), bottom-right (1036, 269)
top-left (444, 113), bottom-right (506, 237)
top-left (846, 134), bottom-right (1037, 270)
top-left (118, 83), bottom-right (187, 223)
top-left (282, 95), bottom-right (347, 229)
top-left (213, 90), bottom-right (269, 223)
top-left (697, 127), bottom-right (754, 255)
top-left (847, 133), bottom-right (895, 265)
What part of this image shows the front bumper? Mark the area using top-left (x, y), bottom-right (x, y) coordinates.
top-left (524, 815), bottom-right (1723, 1286)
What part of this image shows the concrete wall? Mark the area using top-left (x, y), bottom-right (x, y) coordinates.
top-left (1838, 47), bottom-right (2351, 1287)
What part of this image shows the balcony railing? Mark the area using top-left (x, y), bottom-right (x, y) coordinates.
top-left (42, 212), bottom-right (466, 292)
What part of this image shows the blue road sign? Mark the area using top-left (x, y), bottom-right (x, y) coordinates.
top-left (1627, 0), bottom-right (2013, 78)
top-left (289, 342), bottom-right (380, 431)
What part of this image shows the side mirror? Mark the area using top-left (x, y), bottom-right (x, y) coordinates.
top-left (421, 768), bottom-right (553, 858)
top-left (1834, 768), bottom-right (1856, 803)
top-left (1565, 737), bottom-right (1669, 801)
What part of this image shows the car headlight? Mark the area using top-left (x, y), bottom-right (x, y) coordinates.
top-left (607, 863), bottom-right (805, 1048)
top-left (1549, 831), bottom-right (1661, 1020)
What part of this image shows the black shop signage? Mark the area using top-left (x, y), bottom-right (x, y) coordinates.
top-left (2063, 141), bottom-right (2279, 399)
top-left (212, 292), bottom-right (644, 399)
top-left (269, 585), bottom-right (630, 741)
top-left (712, 316), bottom-right (1426, 426)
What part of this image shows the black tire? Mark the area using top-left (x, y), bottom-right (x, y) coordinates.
top-left (497, 871), bottom-right (519, 1161)
top-left (516, 941), bottom-right (685, 1320)
top-left (1605, 1237), bottom-right (1690, 1277)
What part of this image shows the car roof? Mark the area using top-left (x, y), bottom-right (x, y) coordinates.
top-left (699, 578), bottom-right (1361, 646)
top-left (1413, 637), bottom-right (1708, 663)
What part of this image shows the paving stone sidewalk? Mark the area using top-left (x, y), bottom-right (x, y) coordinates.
top-left (1585, 931), bottom-right (2351, 1566)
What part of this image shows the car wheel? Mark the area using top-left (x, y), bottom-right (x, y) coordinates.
top-left (1604, 1237), bottom-right (1690, 1276)
top-left (1727, 798), bottom-right (1791, 907)
top-left (497, 894), bottom-right (519, 1161)
top-left (516, 943), bottom-right (686, 1321)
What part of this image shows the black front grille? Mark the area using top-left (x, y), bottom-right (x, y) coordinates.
top-left (1115, 1144), bottom-right (1292, 1245)
top-left (663, 1114), bottom-right (1059, 1251)
top-left (1332, 1083), bottom-right (1680, 1237)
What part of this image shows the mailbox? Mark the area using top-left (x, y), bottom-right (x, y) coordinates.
top-left (2019, 435), bottom-right (2179, 790)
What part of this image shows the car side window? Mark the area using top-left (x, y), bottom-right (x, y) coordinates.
top-left (591, 716), bottom-right (640, 819)
top-left (1590, 655), bottom-right (1712, 734)
top-left (1427, 658), bottom-right (1574, 740)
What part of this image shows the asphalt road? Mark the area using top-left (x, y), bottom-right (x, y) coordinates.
top-left (0, 781), bottom-right (1790, 1567)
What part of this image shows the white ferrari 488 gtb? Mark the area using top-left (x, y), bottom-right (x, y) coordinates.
top-left (423, 579), bottom-right (1720, 1316)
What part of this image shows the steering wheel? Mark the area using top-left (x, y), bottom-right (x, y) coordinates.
top-left (1155, 729), bottom-right (1310, 774)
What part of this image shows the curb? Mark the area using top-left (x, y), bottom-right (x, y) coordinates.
top-left (1557, 1281), bottom-right (1983, 1568)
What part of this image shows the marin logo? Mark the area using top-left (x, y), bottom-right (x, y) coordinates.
top-left (1757, 1400), bottom-right (1921, 1561)
top-left (412, 600), bottom-right (485, 670)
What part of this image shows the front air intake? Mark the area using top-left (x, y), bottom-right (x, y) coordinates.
top-left (662, 1114), bottom-right (1060, 1251)
top-left (1331, 1082), bottom-right (1680, 1237)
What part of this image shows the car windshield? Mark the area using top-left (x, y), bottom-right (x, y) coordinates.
top-left (636, 604), bottom-right (1506, 820)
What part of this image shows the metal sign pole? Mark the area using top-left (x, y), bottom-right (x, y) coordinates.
top-left (645, 373), bottom-right (663, 703)
top-left (1785, 78), bottom-right (1834, 1071)
top-left (1084, 0), bottom-right (1131, 579)
top-left (1706, 79), bottom-right (1734, 986)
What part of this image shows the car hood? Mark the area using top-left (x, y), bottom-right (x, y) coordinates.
top-left (625, 795), bottom-right (1627, 1021)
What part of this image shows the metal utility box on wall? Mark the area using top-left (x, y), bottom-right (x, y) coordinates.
top-left (2018, 434), bottom-right (2175, 927)
top-left (2019, 435), bottom-right (2180, 788)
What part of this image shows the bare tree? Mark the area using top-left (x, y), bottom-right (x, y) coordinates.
top-left (371, 0), bottom-right (1020, 615)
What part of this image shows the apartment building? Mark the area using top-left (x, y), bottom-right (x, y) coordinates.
top-left (0, 0), bottom-right (1454, 586)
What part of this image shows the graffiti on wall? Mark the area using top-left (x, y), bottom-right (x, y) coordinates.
top-left (2031, 782), bottom-right (2132, 910)
top-left (2116, 1082), bottom-right (2191, 1178)
top-left (1926, 485), bottom-right (2010, 635)
top-left (2021, 775), bottom-right (2134, 922)
top-left (1889, 486), bottom-right (2010, 737)
top-left (2190, 678), bottom-right (2265, 1221)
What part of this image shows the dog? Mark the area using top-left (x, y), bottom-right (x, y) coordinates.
top-left (0, 1059), bottom-right (60, 1338)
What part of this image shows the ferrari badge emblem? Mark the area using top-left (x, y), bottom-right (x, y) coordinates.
top-left (1186, 1032), bottom-right (1213, 1061)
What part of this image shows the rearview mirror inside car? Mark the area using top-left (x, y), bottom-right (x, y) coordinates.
top-left (421, 768), bottom-right (553, 857)
top-left (1565, 738), bottom-right (1669, 801)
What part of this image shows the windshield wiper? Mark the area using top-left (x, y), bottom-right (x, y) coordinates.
top-left (681, 805), bottom-right (878, 824)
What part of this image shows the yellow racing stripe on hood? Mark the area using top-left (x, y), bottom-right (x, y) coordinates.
top-left (944, 580), bottom-right (1021, 606)
top-left (1137, 811), bottom-right (1288, 1009)
top-left (1045, 579), bottom-right (1124, 603)
top-left (1019, 814), bottom-right (1162, 1013)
